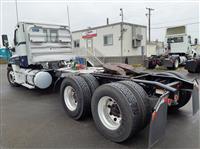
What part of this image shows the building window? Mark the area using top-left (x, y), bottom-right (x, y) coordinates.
top-left (104, 34), bottom-right (113, 46)
top-left (74, 40), bottom-right (80, 48)
top-left (132, 39), bottom-right (141, 48)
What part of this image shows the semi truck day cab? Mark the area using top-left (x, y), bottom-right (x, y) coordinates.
top-left (2, 22), bottom-right (200, 148)
top-left (145, 26), bottom-right (198, 70)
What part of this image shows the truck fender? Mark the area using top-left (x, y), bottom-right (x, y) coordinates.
top-left (53, 77), bottom-right (64, 91)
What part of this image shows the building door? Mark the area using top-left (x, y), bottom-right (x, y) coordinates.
top-left (86, 38), bottom-right (94, 55)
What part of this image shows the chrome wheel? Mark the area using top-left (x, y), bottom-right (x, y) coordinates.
top-left (8, 70), bottom-right (15, 84)
top-left (98, 96), bottom-right (122, 130)
top-left (64, 86), bottom-right (77, 111)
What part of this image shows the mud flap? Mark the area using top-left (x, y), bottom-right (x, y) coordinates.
top-left (148, 93), bottom-right (168, 148)
top-left (192, 82), bottom-right (199, 115)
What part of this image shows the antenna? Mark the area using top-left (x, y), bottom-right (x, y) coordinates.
top-left (66, 4), bottom-right (71, 29)
top-left (15, 0), bottom-right (19, 23)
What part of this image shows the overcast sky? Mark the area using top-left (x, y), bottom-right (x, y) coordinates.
top-left (0, 0), bottom-right (199, 46)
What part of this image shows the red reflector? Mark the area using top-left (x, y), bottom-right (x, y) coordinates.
top-left (176, 84), bottom-right (181, 88)
top-left (174, 95), bottom-right (179, 101)
top-left (164, 98), bottom-right (172, 105)
top-left (164, 98), bottom-right (168, 103)
top-left (152, 111), bottom-right (157, 121)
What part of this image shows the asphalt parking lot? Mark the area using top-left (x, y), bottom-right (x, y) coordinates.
top-left (0, 64), bottom-right (199, 149)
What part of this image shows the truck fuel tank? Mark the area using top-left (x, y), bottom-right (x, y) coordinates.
top-left (14, 68), bottom-right (53, 89)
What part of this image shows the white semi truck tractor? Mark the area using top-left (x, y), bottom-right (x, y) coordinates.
top-left (145, 26), bottom-right (197, 70)
top-left (3, 22), bottom-right (74, 89)
top-left (2, 22), bottom-right (199, 147)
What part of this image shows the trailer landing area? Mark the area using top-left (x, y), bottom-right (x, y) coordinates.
top-left (0, 64), bottom-right (199, 149)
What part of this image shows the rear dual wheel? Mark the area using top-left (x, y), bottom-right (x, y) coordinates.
top-left (167, 59), bottom-right (179, 70)
top-left (60, 74), bottom-right (99, 120)
top-left (61, 75), bottom-right (151, 142)
top-left (91, 82), bottom-right (150, 142)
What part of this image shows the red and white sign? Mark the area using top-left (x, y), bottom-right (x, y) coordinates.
top-left (82, 30), bottom-right (97, 39)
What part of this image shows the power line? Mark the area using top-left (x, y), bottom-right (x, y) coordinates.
top-left (151, 22), bottom-right (200, 29)
top-left (152, 17), bottom-right (198, 26)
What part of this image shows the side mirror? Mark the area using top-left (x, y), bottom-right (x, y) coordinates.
top-left (194, 38), bottom-right (198, 45)
top-left (10, 47), bottom-right (15, 52)
top-left (2, 34), bottom-right (9, 48)
top-left (188, 35), bottom-right (192, 44)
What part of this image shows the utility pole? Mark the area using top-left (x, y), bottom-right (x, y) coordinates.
top-left (146, 7), bottom-right (154, 42)
top-left (120, 8), bottom-right (124, 62)
top-left (66, 4), bottom-right (71, 29)
top-left (15, 0), bottom-right (19, 23)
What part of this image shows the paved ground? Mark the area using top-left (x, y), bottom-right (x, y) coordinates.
top-left (0, 64), bottom-right (199, 149)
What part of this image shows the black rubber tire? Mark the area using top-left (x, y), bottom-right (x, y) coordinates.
top-left (148, 61), bottom-right (156, 69)
top-left (166, 71), bottom-right (191, 111)
top-left (166, 59), bottom-right (179, 70)
top-left (60, 76), bottom-right (92, 120)
top-left (188, 70), bottom-right (196, 73)
top-left (119, 81), bottom-right (151, 128)
top-left (91, 82), bottom-right (142, 143)
top-left (167, 67), bottom-right (174, 70)
top-left (80, 74), bottom-right (99, 94)
top-left (7, 67), bottom-right (19, 87)
top-left (156, 72), bottom-right (191, 111)
top-left (149, 65), bottom-right (156, 69)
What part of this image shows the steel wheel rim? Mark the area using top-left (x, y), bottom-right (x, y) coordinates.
top-left (175, 59), bottom-right (179, 68)
top-left (9, 70), bottom-right (15, 84)
top-left (64, 86), bottom-right (77, 111)
top-left (98, 96), bottom-right (122, 130)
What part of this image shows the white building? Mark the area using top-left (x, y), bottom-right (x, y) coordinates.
top-left (72, 22), bottom-right (147, 64)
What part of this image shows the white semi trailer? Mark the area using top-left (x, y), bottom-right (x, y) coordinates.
top-left (2, 22), bottom-right (199, 148)
top-left (145, 26), bottom-right (197, 69)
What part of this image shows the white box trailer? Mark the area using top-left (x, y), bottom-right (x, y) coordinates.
top-left (2, 22), bottom-right (199, 148)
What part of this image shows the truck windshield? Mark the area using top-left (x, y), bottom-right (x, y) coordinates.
top-left (167, 37), bottom-right (183, 43)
